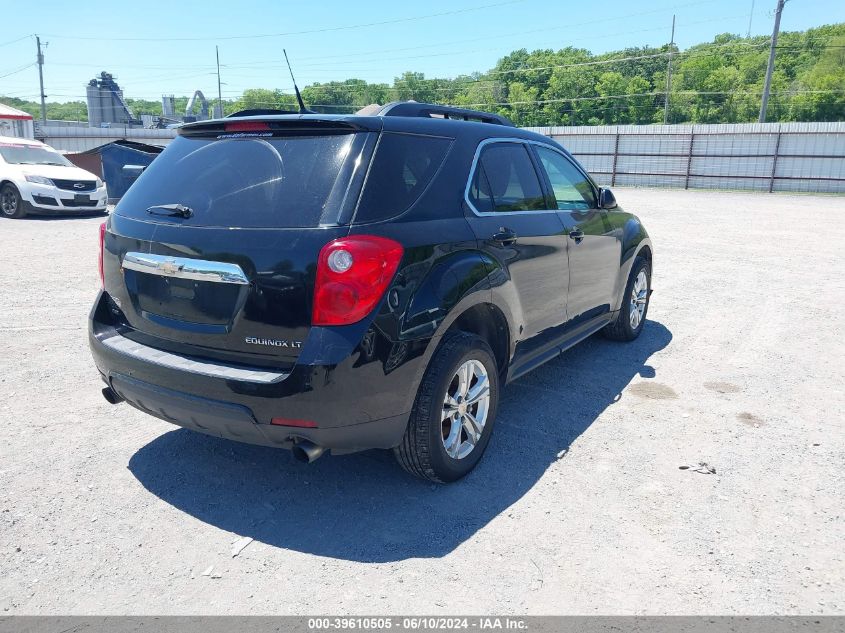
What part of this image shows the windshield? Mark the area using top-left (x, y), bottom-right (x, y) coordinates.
top-left (116, 133), bottom-right (372, 228)
top-left (0, 143), bottom-right (71, 166)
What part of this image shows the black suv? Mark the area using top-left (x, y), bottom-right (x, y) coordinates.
top-left (89, 102), bottom-right (652, 482)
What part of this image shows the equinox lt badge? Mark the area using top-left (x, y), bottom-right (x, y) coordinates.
top-left (245, 337), bottom-right (302, 349)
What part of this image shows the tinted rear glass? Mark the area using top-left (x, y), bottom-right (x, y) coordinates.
top-left (116, 133), bottom-right (366, 228)
top-left (354, 132), bottom-right (452, 223)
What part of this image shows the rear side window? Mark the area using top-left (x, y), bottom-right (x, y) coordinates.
top-left (116, 133), bottom-right (367, 228)
top-left (468, 143), bottom-right (546, 213)
top-left (354, 132), bottom-right (452, 223)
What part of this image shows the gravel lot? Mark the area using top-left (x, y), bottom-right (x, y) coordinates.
top-left (0, 188), bottom-right (843, 615)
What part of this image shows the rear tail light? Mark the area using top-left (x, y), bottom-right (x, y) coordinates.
top-left (312, 235), bottom-right (404, 326)
top-left (98, 221), bottom-right (106, 288)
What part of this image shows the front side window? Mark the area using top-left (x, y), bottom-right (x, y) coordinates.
top-left (468, 142), bottom-right (546, 213)
top-left (535, 146), bottom-right (596, 210)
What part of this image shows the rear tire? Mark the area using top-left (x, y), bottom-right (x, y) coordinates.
top-left (395, 331), bottom-right (499, 483)
top-left (603, 255), bottom-right (650, 341)
top-left (0, 184), bottom-right (26, 219)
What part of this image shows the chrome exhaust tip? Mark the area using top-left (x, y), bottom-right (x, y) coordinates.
top-left (291, 440), bottom-right (325, 464)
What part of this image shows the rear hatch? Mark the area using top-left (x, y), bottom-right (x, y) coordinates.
top-left (103, 118), bottom-right (378, 365)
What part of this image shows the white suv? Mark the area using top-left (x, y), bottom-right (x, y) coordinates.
top-left (0, 137), bottom-right (108, 219)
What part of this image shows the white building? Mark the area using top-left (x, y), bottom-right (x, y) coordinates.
top-left (0, 104), bottom-right (35, 139)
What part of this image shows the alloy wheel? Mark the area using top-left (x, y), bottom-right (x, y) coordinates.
top-left (629, 269), bottom-right (648, 329)
top-left (441, 359), bottom-right (491, 460)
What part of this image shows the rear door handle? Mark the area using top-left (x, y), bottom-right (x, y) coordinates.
top-left (491, 227), bottom-right (518, 246)
top-left (569, 228), bottom-right (585, 243)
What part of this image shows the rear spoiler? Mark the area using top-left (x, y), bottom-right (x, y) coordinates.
top-left (179, 116), bottom-right (382, 137)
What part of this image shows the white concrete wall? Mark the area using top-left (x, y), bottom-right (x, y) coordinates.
top-left (36, 125), bottom-right (177, 152)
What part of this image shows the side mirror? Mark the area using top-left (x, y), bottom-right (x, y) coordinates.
top-left (123, 164), bottom-right (146, 181)
top-left (599, 187), bottom-right (617, 210)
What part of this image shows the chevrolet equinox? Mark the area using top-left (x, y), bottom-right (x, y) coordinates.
top-left (89, 101), bottom-right (653, 482)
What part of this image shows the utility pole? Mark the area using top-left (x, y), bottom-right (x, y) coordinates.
top-left (747, 0), bottom-right (755, 38)
top-left (36, 35), bottom-right (46, 124)
top-left (216, 46), bottom-right (223, 118)
top-left (759, 0), bottom-right (786, 123)
top-left (664, 14), bottom-right (676, 125)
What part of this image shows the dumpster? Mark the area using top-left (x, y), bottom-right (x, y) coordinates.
top-left (66, 140), bottom-right (164, 203)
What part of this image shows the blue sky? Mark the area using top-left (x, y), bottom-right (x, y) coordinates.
top-left (1, 0), bottom-right (844, 103)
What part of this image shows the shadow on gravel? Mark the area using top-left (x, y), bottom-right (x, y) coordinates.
top-left (129, 320), bottom-right (672, 562)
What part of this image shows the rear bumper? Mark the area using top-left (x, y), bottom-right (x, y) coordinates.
top-left (89, 292), bottom-right (425, 453)
top-left (107, 372), bottom-right (409, 453)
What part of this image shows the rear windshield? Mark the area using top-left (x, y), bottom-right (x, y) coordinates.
top-left (116, 133), bottom-right (368, 228)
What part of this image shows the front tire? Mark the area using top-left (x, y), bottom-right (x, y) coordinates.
top-left (603, 255), bottom-right (651, 341)
top-left (395, 331), bottom-right (499, 483)
top-left (0, 184), bottom-right (26, 219)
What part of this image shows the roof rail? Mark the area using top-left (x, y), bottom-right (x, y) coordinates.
top-left (377, 101), bottom-right (514, 127)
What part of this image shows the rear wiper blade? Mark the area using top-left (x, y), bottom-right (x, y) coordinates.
top-left (146, 203), bottom-right (193, 219)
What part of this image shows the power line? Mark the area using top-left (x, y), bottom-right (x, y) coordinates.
top-left (462, 89), bottom-right (845, 108)
top-left (42, 0), bottom-right (525, 42)
top-left (0, 62), bottom-right (36, 79)
top-left (38, 92), bottom-right (845, 111)
top-left (7, 37), bottom-right (820, 103)
top-left (13, 16), bottom-right (832, 97)
top-left (4, 37), bottom-right (744, 101)
top-left (224, 40), bottom-right (778, 96)
top-left (0, 34), bottom-right (32, 48)
top-left (220, 40), bottom-right (842, 100)
top-left (4, 35), bottom-right (841, 105)
top-left (213, 6), bottom-right (746, 73)
top-left (14, 0), bottom-right (723, 87)
top-left (211, 40), bottom-right (773, 100)
top-left (21, 34), bottom-right (845, 94)
top-left (218, 0), bottom-right (723, 68)
top-left (183, 88), bottom-right (845, 110)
